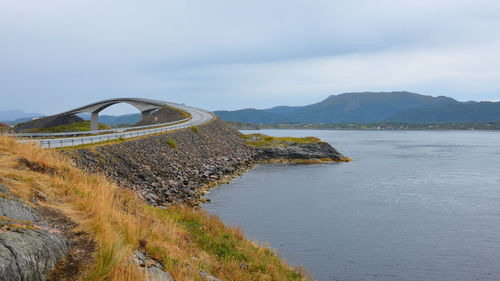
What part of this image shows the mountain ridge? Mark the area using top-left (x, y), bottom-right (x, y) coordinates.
top-left (215, 91), bottom-right (500, 124)
top-left (0, 109), bottom-right (44, 123)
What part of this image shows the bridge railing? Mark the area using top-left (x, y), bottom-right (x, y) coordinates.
top-left (20, 115), bottom-right (211, 148)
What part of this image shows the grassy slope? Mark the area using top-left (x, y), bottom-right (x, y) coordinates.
top-left (135, 106), bottom-right (191, 126)
top-left (0, 136), bottom-right (308, 281)
top-left (242, 133), bottom-right (323, 147)
top-left (30, 121), bottom-right (111, 133)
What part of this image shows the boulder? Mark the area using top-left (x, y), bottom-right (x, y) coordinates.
top-left (0, 188), bottom-right (41, 222)
top-left (0, 184), bottom-right (69, 281)
top-left (0, 227), bottom-right (69, 281)
top-left (133, 251), bottom-right (174, 281)
top-left (199, 271), bottom-right (223, 281)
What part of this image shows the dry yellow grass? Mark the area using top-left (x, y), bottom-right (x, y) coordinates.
top-left (0, 136), bottom-right (310, 281)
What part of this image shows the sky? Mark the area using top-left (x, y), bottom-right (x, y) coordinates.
top-left (1, 0), bottom-right (500, 115)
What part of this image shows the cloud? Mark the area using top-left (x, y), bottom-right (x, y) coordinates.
top-left (1, 0), bottom-right (500, 113)
top-left (144, 39), bottom-right (500, 109)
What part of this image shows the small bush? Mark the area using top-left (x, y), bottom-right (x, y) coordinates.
top-left (165, 138), bottom-right (176, 148)
top-left (191, 126), bottom-right (199, 134)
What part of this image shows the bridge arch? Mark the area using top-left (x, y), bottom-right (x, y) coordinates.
top-left (61, 98), bottom-right (168, 131)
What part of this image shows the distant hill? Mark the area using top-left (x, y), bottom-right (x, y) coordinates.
top-left (14, 114), bottom-right (85, 133)
top-left (386, 101), bottom-right (500, 123)
top-left (215, 92), bottom-right (500, 124)
top-left (214, 109), bottom-right (286, 124)
top-left (0, 109), bottom-right (44, 123)
top-left (78, 113), bottom-right (141, 126)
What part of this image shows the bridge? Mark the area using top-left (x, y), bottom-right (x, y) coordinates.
top-left (16, 98), bottom-right (214, 148)
top-left (61, 98), bottom-right (172, 131)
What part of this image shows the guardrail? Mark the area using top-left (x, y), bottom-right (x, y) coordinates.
top-left (20, 116), bottom-right (210, 148)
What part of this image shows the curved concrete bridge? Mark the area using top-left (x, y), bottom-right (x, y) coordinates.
top-left (62, 98), bottom-right (174, 131)
top-left (17, 98), bottom-right (214, 148)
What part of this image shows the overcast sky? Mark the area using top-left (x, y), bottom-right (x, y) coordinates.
top-left (1, 0), bottom-right (500, 115)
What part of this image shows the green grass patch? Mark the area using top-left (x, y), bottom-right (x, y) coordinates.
top-left (162, 105), bottom-right (191, 120)
top-left (30, 121), bottom-right (110, 133)
top-left (242, 133), bottom-right (323, 147)
top-left (145, 206), bottom-right (306, 280)
top-left (191, 126), bottom-right (199, 133)
top-left (165, 138), bottom-right (177, 148)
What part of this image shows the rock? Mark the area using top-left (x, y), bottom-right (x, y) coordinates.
top-left (199, 270), bottom-right (223, 281)
top-left (34, 190), bottom-right (47, 202)
top-left (223, 166), bottom-right (235, 173)
top-left (255, 142), bottom-right (347, 161)
top-left (0, 185), bottom-right (69, 281)
top-left (17, 158), bottom-right (56, 175)
top-left (0, 227), bottom-right (69, 281)
top-left (0, 186), bottom-right (41, 222)
top-left (133, 251), bottom-right (174, 281)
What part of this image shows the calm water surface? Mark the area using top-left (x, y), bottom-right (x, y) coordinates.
top-left (203, 130), bottom-right (500, 281)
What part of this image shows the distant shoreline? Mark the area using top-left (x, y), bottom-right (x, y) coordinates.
top-left (228, 121), bottom-right (500, 131)
top-left (262, 127), bottom-right (500, 131)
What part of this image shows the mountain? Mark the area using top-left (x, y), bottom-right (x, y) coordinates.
top-left (214, 91), bottom-right (464, 124)
top-left (214, 108), bottom-right (286, 124)
top-left (264, 105), bottom-right (301, 115)
top-left (279, 91), bottom-right (458, 123)
top-left (0, 109), bottom-right (44, 123)
top-left (386, 101), bottom-right (500, 123)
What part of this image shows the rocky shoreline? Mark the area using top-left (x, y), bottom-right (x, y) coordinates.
top-left (247, 134), bottom-right (350, 163)
top-left (65, 118), bottom-right (348, 206)
top-left (66, 119), bottom-right (257, 206)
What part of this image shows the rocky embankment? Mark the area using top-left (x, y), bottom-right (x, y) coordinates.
top-left (66, 119), bottom-right (257, 206)
top-left (66, 119), bottom-right (348, 206)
